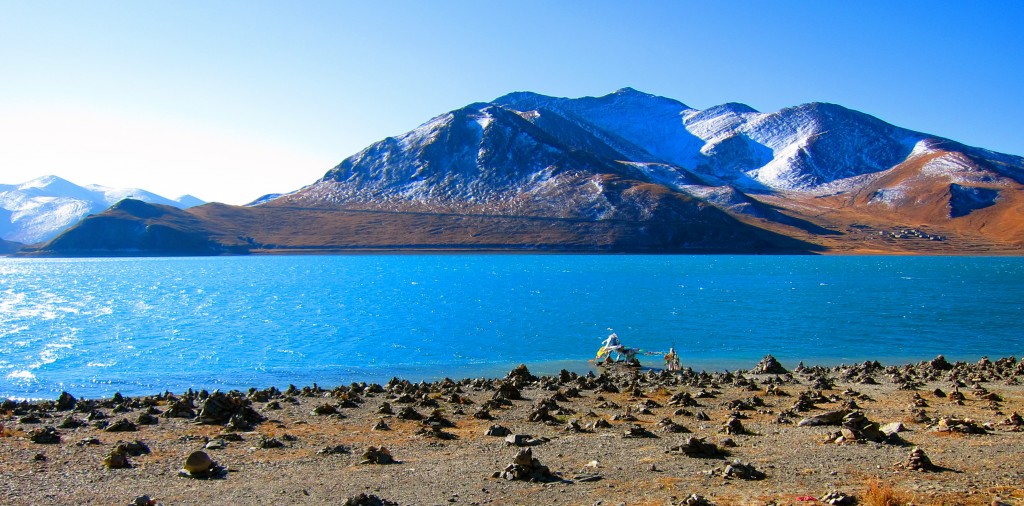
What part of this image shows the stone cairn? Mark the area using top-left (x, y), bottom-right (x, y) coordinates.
top-left (904, 446), bottom-right (938, 471)
top-left (493, 448), bottom-right (558, 482)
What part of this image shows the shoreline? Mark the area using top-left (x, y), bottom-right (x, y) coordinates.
top-left (3, 355), bottom-right (1024, 505)
top-left (5, 353), bottom-right (1021, 402)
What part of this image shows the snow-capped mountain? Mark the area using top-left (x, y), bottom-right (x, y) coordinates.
top-left (277, 88), bottom-right (1022, 237)
top-left (28, 89), bottom-right (1024, 256)
top-left (0, 175), bottom-right (203, 244)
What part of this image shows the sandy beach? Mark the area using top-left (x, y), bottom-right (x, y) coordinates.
top-left (2, 355), bottom-right (1023, 506)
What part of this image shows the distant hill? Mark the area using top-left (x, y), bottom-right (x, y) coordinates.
top-left (26, 89), bottom-right (1024, 256)
top-left (0, 238), bottom-right (22, 255)
top-left (0, 175), bottom-right (204, 244)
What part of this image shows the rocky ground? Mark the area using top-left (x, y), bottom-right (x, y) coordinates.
top-left (2, 355), bottom-right (1024, 506)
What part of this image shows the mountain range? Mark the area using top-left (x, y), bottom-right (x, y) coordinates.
top-left (0, 175), bottom-right (203, 245)
top-left (23, 89), bottom-right (1024, 256)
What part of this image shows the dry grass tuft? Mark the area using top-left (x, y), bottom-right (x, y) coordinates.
top-left (862, 479), bottom-right (911, 506)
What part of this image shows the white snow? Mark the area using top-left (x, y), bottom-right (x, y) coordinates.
top-left (1, 175), bottom-right (205, 244)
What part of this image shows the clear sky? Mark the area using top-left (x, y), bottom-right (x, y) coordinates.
top-left (3, 1), bottom-right (1022, 204)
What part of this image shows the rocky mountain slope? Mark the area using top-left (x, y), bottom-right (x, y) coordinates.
top-left (0, 175), bottom-right (203, 244)
top-left (26, 90), bottom-right (1024, 256)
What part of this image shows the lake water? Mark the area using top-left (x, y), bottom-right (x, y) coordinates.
top-left (1, 255), bottom-right (1022, 400)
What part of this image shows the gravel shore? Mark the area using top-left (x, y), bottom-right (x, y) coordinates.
top-left (2, 355), bottom-right (1023, 505)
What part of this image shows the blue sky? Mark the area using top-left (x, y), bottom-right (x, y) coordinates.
top-left (3, 1), bottom-right (1022, 204)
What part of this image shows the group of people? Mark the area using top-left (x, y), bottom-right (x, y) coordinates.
top-left (596, 332), bottom-right (681, 371)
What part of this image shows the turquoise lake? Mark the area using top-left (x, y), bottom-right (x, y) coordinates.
top-left (1, 255), bottom-right (1022, 399)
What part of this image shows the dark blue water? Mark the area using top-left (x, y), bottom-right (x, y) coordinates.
top-left (2, 255), bottom-right (1022, 399)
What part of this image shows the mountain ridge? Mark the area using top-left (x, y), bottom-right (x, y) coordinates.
top-left (24, 89), bottom-right (1024, 256)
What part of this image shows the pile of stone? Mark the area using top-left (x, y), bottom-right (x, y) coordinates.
top-left (493, 448), bottom-right (558, 482)
top-left (505, 364), bottom-right (538, 385)
top-left (342, 494), bottom-right (398, 506)
top-left (667, 437), bottom-right (726, 458)
top-left (484, 424), bottom-right (510, 437)
top-left (196, 391), bottom-right (265, 431)
top-left (103, 447), bottom-right (132, 469)
top-left (836, 411), bottom-right (885, 443)
top-left (563, 418), bottom-right (588, 433)
top-left (721, 459), bottom-right (765, 480)
top-left (491, 381), bottom-right (523, 402)
top-left (360, 446), bottom-right (395, 465)
top-left (904, 446), bottom-right (938, 471)
top-left (395, 406), bottom-right (423, 420)
top-left (657, 418), bottom-right (690, 433)
top-left (677, 494), bottom-right (716, 506)
top-left (526, 399), bottom-right (559, 424)
top-left (316, 444), bottom-right (350, 456)
top-left (162, 398), bottom-right (196, 419)
top-left (819, 491), bottom-right (855, 505)
top-left (256, 435), bottom-right (286, 449)
top-left (104, 418), bottom-right (138, 432)
top-left (751, 355), bottom-right (789, 375)
top-left (932, 417), bottom-right (988, 434)
top-left (415, 424), bottom-right (456, 440)
top-left (129, 495), bottom-right (162, 506)
top-left (622, 424), bottom-right (657, 438)
top-left (667, 391), bottom-right (700, 407)
top-left (28, 426), bottom-right (60, 444)
top-left (720, 416), bottom-right (748, 435)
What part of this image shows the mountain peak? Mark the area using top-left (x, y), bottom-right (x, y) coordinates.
top-left (19, 175), bottom-right (78, 191)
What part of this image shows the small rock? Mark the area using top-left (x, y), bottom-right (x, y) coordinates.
top-left (256, 436), bottom-right (285, 449)
top-left (317, 444), bottom-right (351, 455)
top-left (880, 422), bottom-right (907, 436)
top-left (130, 495), bottom-right (160, 506)
top-left (205, 439), bottom-right (227, 450)
top-left (798, 410), bottom-right (848, 427)
top-left (179, 450), bottom-right (225, 478)
top-left (485, 424), bottom-right (511, 437)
